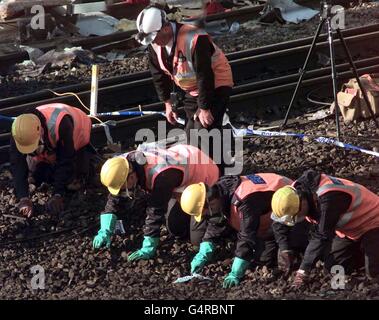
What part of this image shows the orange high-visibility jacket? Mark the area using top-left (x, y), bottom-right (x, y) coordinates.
top-left (152, 24), bottom-right (233, 97)
top-left (305, 174), bottom-right (379, 240)
top-left (229, 174), bottom-right (293, 238)
top-left (34, 103), bottom-right (91, 163)
top-left (122, 144), bottom-right (219, 192)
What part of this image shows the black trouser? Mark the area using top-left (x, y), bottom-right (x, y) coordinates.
top-left (254, 221), bottom-right (310, 266)
top-left (31, 145), bottom-right (94, 188)
top-left (167, 204), bottom-right (309, 267)
top-left (166, 200), bottom-right (191, 240)
top-left (166, 200), bottom-right (222, 247)
top-left (183, 86), bottom-right (233, 176)
top-left (324, 228), bottom-right (379, 278)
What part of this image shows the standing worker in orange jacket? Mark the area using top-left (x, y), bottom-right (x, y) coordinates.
top-left (135, 6), bottom-right (234, 173)
top-left (10, 103), bottom-right (93, 218)
top-left (271, 169), bottom-right (379, 287)
top-left (180, 173), bottom-right (309, 288)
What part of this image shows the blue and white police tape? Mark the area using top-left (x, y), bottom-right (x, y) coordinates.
top-left (95, 111), bottom-right (185, 125)
top-left (229, 125), bottom-right (379, 158)
top-left (0, 110), bottom-right (185, 125)
top-left (96, 111), bottom-right (166, 117)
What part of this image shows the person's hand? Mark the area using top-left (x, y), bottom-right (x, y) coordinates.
top-left (222, 257), bottom-right (249, 289)
top-left (93, 230), bottom-right (112, 249)
top-left (278, 250), bottom-right (295, 276)
top-left (292, 269), bottom-right (308, 288)
top-left (195, 109), bottom-right (214, 128)
top-left (165, 101), bottom-right (178, 125)
top-left (47, 194), bottom-right (64, 215)
top-left (128, 236), bottom-right (159, 261)
top-left (190, 241), bottom-right (215, 274)
top-left (18, 197), bottom-right (33, 218)
top-left (92, 213), bottom-right (117, 250)
top-left (223, 273), bottom-right (240, 288)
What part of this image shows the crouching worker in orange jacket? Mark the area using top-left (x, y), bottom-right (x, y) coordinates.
top-left (10, 103), bottom-right (93, 218)
top-left (180, 173), bottom-right (309, 288)
top-left (271, 169), bottom-right (379, 287)
top-left (93, 144), bottom-right (220, 260)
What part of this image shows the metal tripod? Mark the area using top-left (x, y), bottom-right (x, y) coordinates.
top-left (281, 1), bottom-right (379, 140)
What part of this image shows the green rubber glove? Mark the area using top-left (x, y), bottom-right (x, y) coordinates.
top-left (93, 213), bottom-right (117, 249)
top-left (191, 241), bottom-right (215, 274)
top-left (128, 236), bottom-right (159, 261)
top-left (223, 257), bottom-right (250, 288)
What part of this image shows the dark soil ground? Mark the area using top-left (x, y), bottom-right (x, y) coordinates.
top-left (0, 113), bottom-right (378, 299)
top-left (1, 1), bottom-right (379, 300)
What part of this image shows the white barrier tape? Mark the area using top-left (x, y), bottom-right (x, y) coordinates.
top-left (95, 111), bottom-right (186, 126)
top-left (92, 121), bottom-right (116, 145)
top-left (173, 273), bottom-right (213, 284)
top-left (229, 125), bottom-right (379, 158)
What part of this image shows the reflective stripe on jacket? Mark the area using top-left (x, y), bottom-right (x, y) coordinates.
top-left (229, 173), bottom-right (293, 238)
top-left (152, 24), bottom-right (233, 96)
top-left (33, 104), bottom-right (91, 163)
top-left (311, 174), bottom-right (379, 240)
top-left (141, 144), bottom-right (219, 192)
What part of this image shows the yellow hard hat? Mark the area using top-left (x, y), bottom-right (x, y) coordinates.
top-left (12, 114), bottom-right (41, 154)
top-left (180, 182), bottom-right (206, 223)
top-left (271, 186), bottom-right (300, 218)
top-left (100, 157), bottom-right (130, 195)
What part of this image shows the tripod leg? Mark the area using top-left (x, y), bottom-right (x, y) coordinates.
top-left (281, 19), bottom-right (326, 128)
top-left (326, 18), bottom-right (341, 140)
top-left (336, 29), bottom-right (379, 129)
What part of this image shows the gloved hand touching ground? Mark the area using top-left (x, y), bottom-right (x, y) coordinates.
top-left (18, 197), bottom-right (33, 218)
top-left (223, 257), bottom-right (250, 288)
top-left (93, 213), bottom-right (117, 249)
top-left (191, 241), bottom-right (215, 274)
top-left (128, 236), bottom-right (159, 261)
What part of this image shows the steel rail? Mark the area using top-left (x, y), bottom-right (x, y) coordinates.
top-left (2, 23), bottom-right (379, 109)
top-left (1, 60), bottom-right (378, 163)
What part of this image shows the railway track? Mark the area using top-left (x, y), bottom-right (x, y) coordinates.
top-left (2, 23), bottom-right (379, 111)
top-left (1, 57), bottom-right (378, 163)
top-left (1, 24), bottom-right (379, 163)
top-left (0, 2), bottom-right (267, 68)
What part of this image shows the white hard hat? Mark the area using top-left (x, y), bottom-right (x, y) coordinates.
top-left (136, 7), bottom-right (167, 45)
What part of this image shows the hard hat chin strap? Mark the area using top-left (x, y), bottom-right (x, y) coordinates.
top-left (123, 175), bottom-right (138, 200)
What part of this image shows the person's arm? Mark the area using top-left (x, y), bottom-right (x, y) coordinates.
top-left (93, 193), bottom-right (123, 250)
top-left (148, 45), bottom-right (172, 103)
top-left (202, 213), bottom-right (227, 244)
top-left (190, 210), bottom-right (225, 274)
top-left (234, 192), bottom-right (273, 261)
top-left (272, 221), bottom-right (292, 251)
top-left (54, 115), bottom-right (76, 196)
top-left (192, 35), bottom-right (215, 110)
top-left (9, 136), bottom-right (29, 199)
top-left (143, 169), bottom-right (183, 238)
top-left (300, 191), bottom-right (352, 272)
top-left (102, 193), bottom-right (125, 217)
